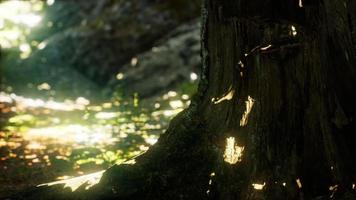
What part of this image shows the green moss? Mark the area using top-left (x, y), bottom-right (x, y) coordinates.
top-left (178, 81), bottom-right (198, 95)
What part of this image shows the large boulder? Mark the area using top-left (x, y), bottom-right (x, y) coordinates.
top-left (2, 0), bottom-right (201, 99)
top-left (108, 20), bottom-right (201, 98)
top-left (26, 0), bottom-right (200, 85)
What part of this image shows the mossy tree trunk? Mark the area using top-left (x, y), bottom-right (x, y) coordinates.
top-left (11, 0), bottom-right (356, 200)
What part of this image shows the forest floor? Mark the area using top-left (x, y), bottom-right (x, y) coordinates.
top-left (0, 91), bottom-right (191, 198)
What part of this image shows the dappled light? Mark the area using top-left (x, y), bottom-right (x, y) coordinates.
top-left (223, 137), bottom-right (244, 164)
top-left (206, 172), bottom-right (215, 195)
top-left (24, 124), bottom-right (116, 145)
top-left (130, 57), bottom-right (138, 67)
top-left (329, 184), bottom-right (338, 198)
top-left (296, 178), bottom-right (302, 189)
top-left (0, 89), bottom-right (190, 195)
top-left (116, 73), bottom-right (124, 80)
top-left (190, 72), bottom-right (198, 81)
top-left (39, 170), bottom-right (105, 191)
top-left (260, 44), bottom-right (272, 51)
top-left (299, 0), bottom-right (303, 8)
top-left (211, 86), bottom-right (235, 104)
top-left (0, 92), bottom-right (88, 111)
top-left (240, 96), bottom-right (254, 127)
top-left (290, 25), bottom-right (297, 37)
top-left (46, 0), bottom-right (55, 6)
top-left (252, 182), bottom-right (266, 190)
top-left (0, 0), bottom-right (43, 49)
top-left (1, 0), bottom-right (354, 199)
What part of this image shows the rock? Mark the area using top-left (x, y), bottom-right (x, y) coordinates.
top-left (25, 0), bottom-right (200, 85)
top-left (108, 20), bottom-right (201, 98)
top-left (2, 0), bottom-right (201, 99)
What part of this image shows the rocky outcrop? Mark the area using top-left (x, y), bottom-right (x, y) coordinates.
top-left (2, 0), bottom-right (201, 99)
top-left (108, 20), bottom-right (201, 98)
top-left (27, 0), bottom-right (200, 84)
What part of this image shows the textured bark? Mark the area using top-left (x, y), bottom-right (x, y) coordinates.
top-left (8, 0), bottom-right (356, 200)
top-left (198, 0), bottom-right (356, 199)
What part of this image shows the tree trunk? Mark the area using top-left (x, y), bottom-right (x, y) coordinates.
top-left (9, 0), bottom-right (356, 200)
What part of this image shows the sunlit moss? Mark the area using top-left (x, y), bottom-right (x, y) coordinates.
top-left (76, 157), bottom-right (104, 165)
top-left (0, 90), bottom-right (190, 184)
top-left (144, 135), bottom-right (158, 145)
top-left (142, 123), bottom-right (161, 130)
top-left (168, 91), bottom-right (177, 97)
top-left (133, 93), bottom-right (139, 107)
top-left (102, 102), bottom-right (112, 109)
top-left (87, 106), bottom-right (102, 111)
top-left (9, 114), bottom-right (35, 124)
top-left (95, 112), bottom-right (119, 119)
top-left (181, 94), bottom-right (189, 100)
top-left (37, 82), bottom-right (51, 90)
top-left (122, 159), bottom-right (136, 165)
top-left (169, 100), bottom-right (184, 109)
top-left (131, 114), bottom-right (150, 123)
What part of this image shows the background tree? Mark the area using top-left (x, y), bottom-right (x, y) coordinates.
top-left (11, 0), bottom-right (356, 199)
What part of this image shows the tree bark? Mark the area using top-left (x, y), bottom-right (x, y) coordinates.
top-left (8, 0), bottom-right (356, 200)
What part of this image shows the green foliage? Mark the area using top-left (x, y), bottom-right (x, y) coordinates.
top-left (178, 81), bottom-right (198, 95)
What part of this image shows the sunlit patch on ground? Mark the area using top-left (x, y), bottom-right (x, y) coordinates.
top-left (39, 170), bottom-right (105, 191)
top-left (24, 124), bottom-right (117, 146)
top-left (0, 0), bottom-right (197, 197)
top-left (0, 92), bottom-right (88, 111)
top-left (0, 91), bottom-right (189, 197)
